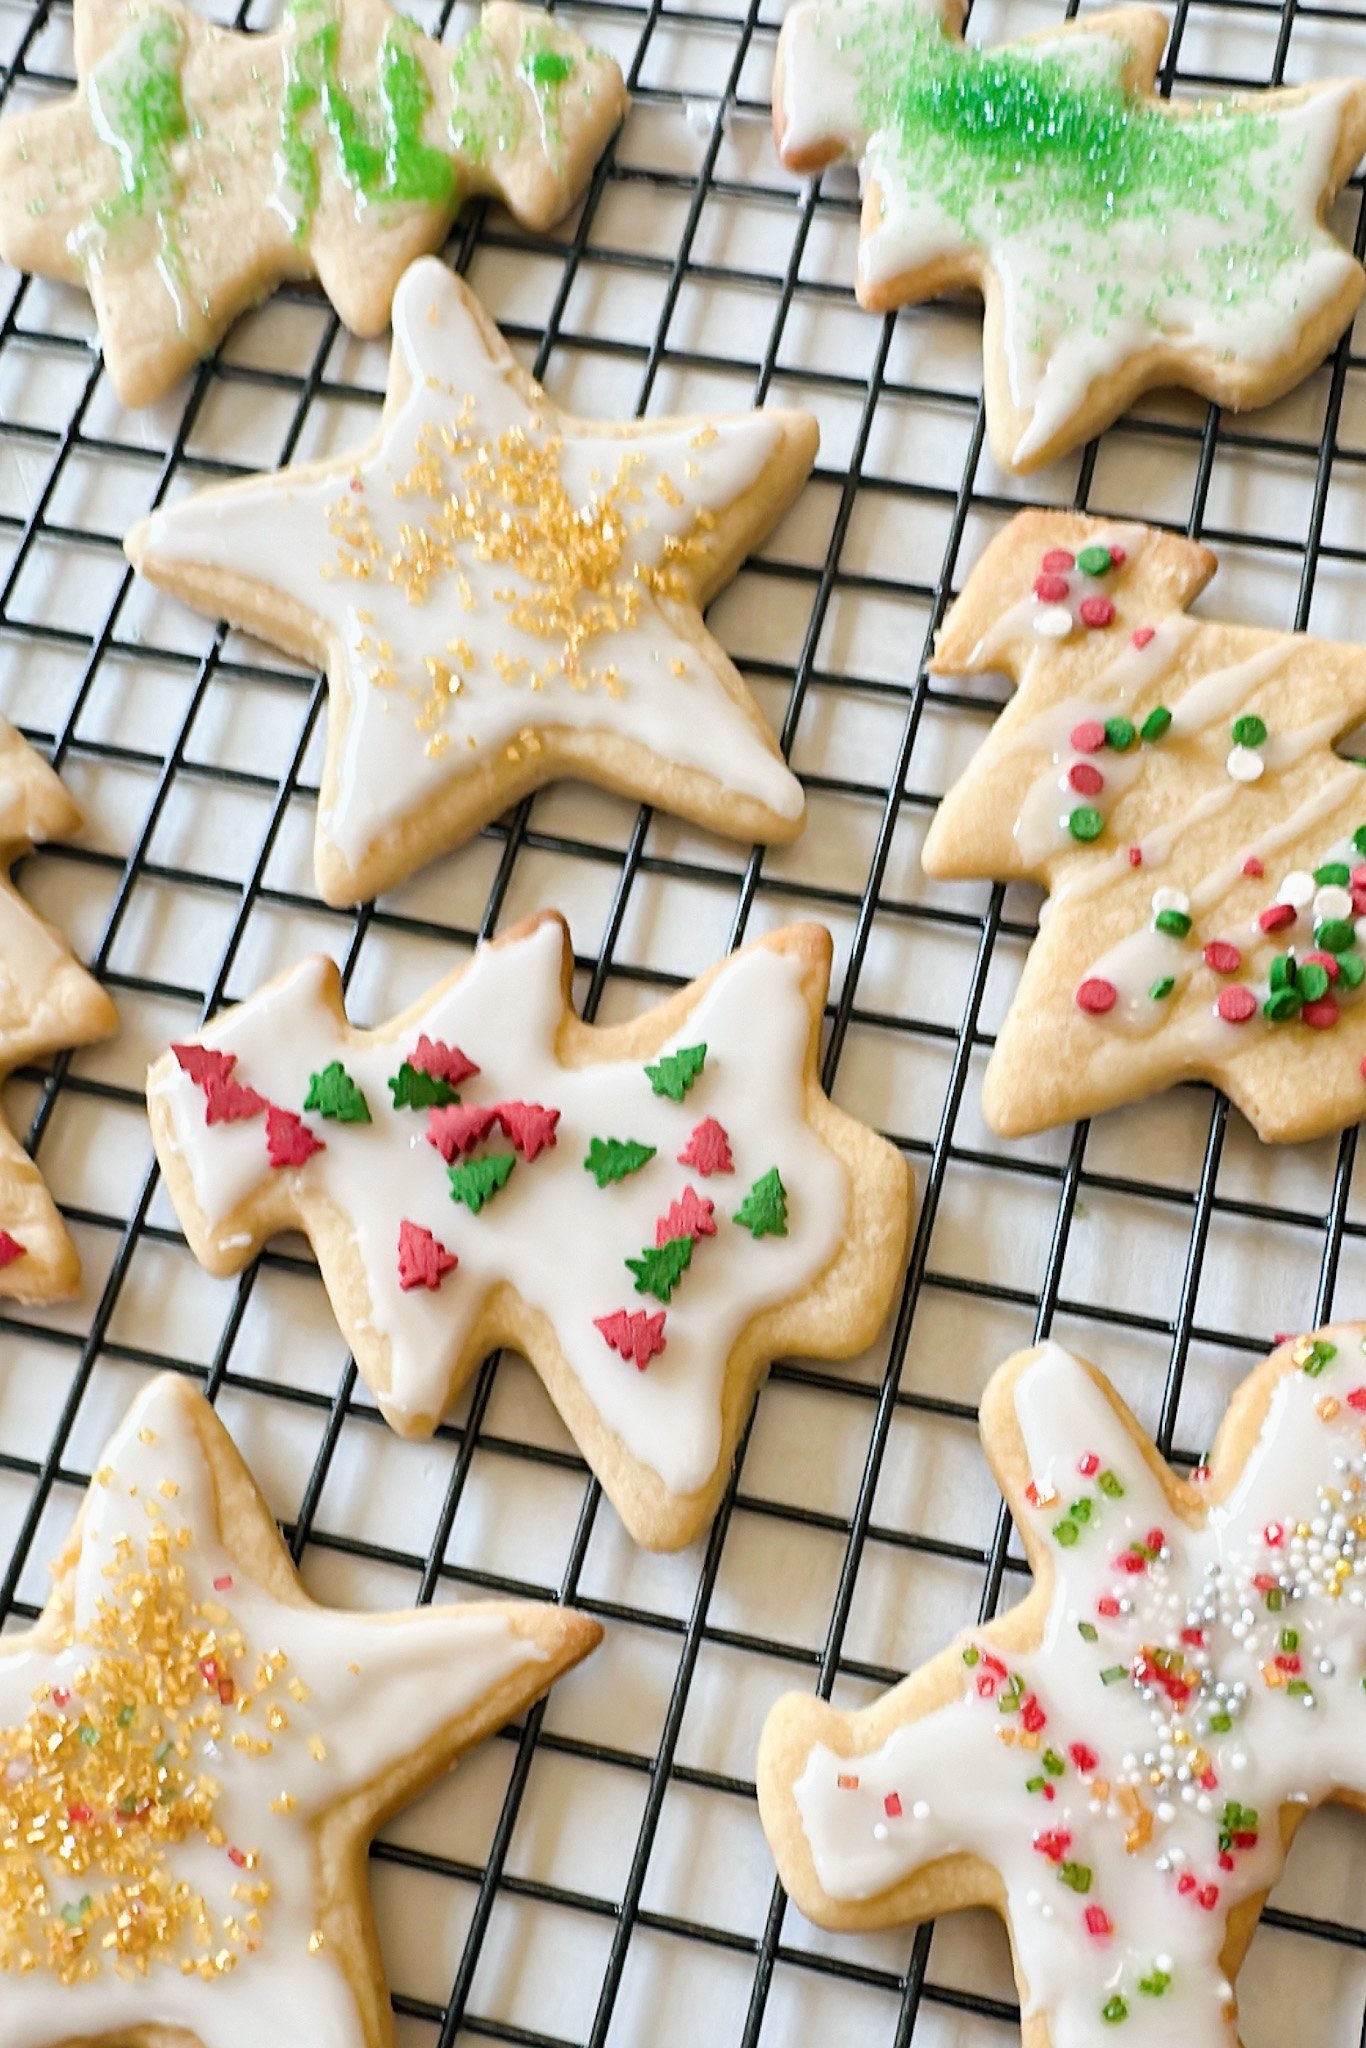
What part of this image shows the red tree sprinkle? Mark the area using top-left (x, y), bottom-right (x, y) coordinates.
top-left (266, 1106), bottom-right (325, 1169)
top-left (397, 1220), bottom-right (458, 1293)
top-left (678, 1117), bottom-right (734, 1176)
top-left (493, 1101), bottom-right (561, 1160)
top-left (0, 1231), bottom-right (25, 1268)
top-left (407, 1035), bottom-right (478, 1086)
top-left (172, 1042), bottom-right (237, 1089)
top-left (655, 1185), bottom-right (716, 1247)
top-left (425, 1101), bottom-right (499, 1161)
top-left (594, 1308), bottom-right (667, 1371)
top-left (204, 1076), bottom-right (268, 1125)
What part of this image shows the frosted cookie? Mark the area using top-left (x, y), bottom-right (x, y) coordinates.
top-left (920, 510), bottom-right (1366, 1143)
top-left (125, 259), bottom-right (814, 906)
top-left (0, 720), bottom-right (117, 1302)
top-left (772, 0), bottom-right (1366, 471)
top-left (0, 0), bottom-right (627, 407)
top-left (145, 910), bottom-right (911, 1550)
top-left (759, 1327), bottom-right (1366, 2048)
top-left (0, 1369), bottom-right (598, 2041)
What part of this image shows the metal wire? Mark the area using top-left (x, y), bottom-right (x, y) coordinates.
top-left (3, 0), bottom-right (1366, 2038)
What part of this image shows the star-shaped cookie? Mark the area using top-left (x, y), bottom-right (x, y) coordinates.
top-left (145, 911), bottom-right (912, 1549)
top-left (0, 1368), bottom-right (599, 2042)
top-left (0, 719), bottom-right (117, 1301)
top-left (760, 1328), bottom-right (1366, 2048)
top-left (922, 510), bottom-right (1366, 1143)
top-left (125, 258), bottom-right (815, 903)
top-left (773, 0), bottom-right (1366, 470)
top-left (0, 0), bottom-right (627, 406)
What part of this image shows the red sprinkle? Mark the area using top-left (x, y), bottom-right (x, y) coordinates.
top-left (492, 1100), bottom-right (561, 1161)
top-left (1034, 1829), bottom-right (1072, 1863)
top-left (1147, 1528), bottom-right (1166, 1552)
top-left (1109, 547), bottom-right (1127, 566)
top-left (1200, 1767), bottom-right (1219, 1791)
top-left (1084, 1906), bottom-right (1113, 1939)
top-left (1042, 549), bottom-right (1076, 572)
top-left (1302, 995), bottom-right (1340, 1030)
top-left (1347, 1388), bottom-right (1366, 1411)
top-left (265, 1106), bottom-right (324, 1170)
top-left (655, 1184), bottom-right (716, 1247)
top-left (1202, 941), bottom-right (1241, 975)
top-left (218, 1677), bottom-right (235, 1705)
top-left (1259, 904), bottom-right (1296, 933)
top-left (1020, 1694), bottom-right (1046, 1733)
top-left (172, 1043), bottom-right (236, 1089)
top-left (883, 1792), bottom-right (903, 1819)
top-left (0, 1231), bottom-right (25, 1269)
top-left (1077, 1453), bottom-right (1099, 1477)
top-left (1070, 720), bottom-right (1106, 754)
top-left (204, 1076), bottom-right (268, 1126)
top-left (1264, 1523), bottom-right (1285, 1547)
top-left (1131, 625), bottom-right (1155, 650)
top-left (1034, 573), bottom-right (1071, 603)
top-left (1219, 1852), bottom-right (1235, 1872)
top-left (1079, 596), bottom-right (1116, 629)
top-left (1096, 1597), bottom-right (1121, 1618)
top-left (678, 1117), bottom-right (734, 1177)
top-left (595, 1308), bottom-right (668, 1371)
top-left (1242, 857), bottom-right (1264, 879)
top-left (51, 1689), bottom-right (70, 1709)
top-left (1305, 951), bottom-right (1340, 982)
top-left (1217, 986), bottom-right (1257, 1024)
top-left (1353, 864), bottom-right (1366, 890)
top-left (1177, 1873), bottom-right (1197, 1896)
top-left (397, 1219), bottom-right (458, 1292)
top-left (1352, 887), bottom-right (1366, 917)
top-left (1076, 977), bottom-right (1117, 1015)
top-left (837, 1773), bottom-right (860, 1790)
top-left (213, 1574), bottom-right (234, 1591)
top-left (425, 1101), bottom-right (499, 1161)
top-left (1127, 846), bottom-right (1143, 867)
top-left (408, 1035), bottom-right (479, 1086)
top-left (1069, 1743), bottom-right (1099, 1773)
top-left (1180, 1627), bottom-right (1206, 1646)
top-left (228, 1846), bottom-right (248, 1868)
top-left (1199, 1885), bottom-right (1220, 1912)
top-left (1068, 762), bottom-right (1104, 797)
top-left (67, 1803), bottom-right (93, 1826)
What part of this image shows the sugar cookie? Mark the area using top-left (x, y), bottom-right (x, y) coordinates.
top-left (0, 0), bottom-right (627, 406)
top-left (125, 257), bottom-right (816, 905)
top-left (0, 720), bottom-right (117, 1301)
top-left (0, 1368), bottom-right (598, 2044)
top-left (145, 911), bottom-right (912, 1550)
top-left (772, 0), bottom-right (1366, 471)
top-left (922, 510), bottom-right (1366, 1142)
top-left (759, 1327), bottom-right (1366, 2048)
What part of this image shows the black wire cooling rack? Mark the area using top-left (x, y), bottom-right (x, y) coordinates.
top-left (6, 0), bottom-right (1366, 2039)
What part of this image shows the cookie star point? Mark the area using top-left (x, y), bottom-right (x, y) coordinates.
top-left (127, 259), bottom-right (814, 904)
top-left (1, 1366), bottom-right (598, 2040)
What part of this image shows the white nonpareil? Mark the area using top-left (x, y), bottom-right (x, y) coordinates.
top-left (792, 1337), bottom-right (1366, 2047)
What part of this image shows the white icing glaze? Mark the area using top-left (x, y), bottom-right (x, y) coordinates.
top-left (793, 1335), bottom-right (1366, 2047)
top-left (776, 0), bottom-right (1358, 462)
top-left (150, 921), bottom-right (849, 1496)
top-left (0, 1374), bottom-right (545, 2042)
top-left (141, 259), bottom-right (804, 875)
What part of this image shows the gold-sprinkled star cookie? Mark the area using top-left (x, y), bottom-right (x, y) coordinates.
top-left (0, 719), bottom-right (116, 1301)
top-left (0, 1368), bottom-right (599, 2038)
top-left (759, 1328), bottom-right (1366, 2047)
top-left (773, 0), bottom-right (1366, 470)
top-left (0, 0), bottom-right (627, 406)
top-left (125, 258), bottom-right (816, 905)
top-left (922, 510), bottom-right (1366, 1143)
top-left (145, 910), bottom-right (912, 1550)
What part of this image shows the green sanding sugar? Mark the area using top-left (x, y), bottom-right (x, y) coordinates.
top-left (87, 10), bottom-right (189, 232)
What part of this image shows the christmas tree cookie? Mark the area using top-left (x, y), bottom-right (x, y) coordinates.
top-left (0, 0), bottom-right (627, 406)
top-left (0, 720), bottom-right (117, 1301)
top-left (760, 1327), bottom-right (1366, 2048)
top-left (922, 510), bottom-right (1366, 1142)
top-left (125, 259), bottom-right (815, 905)
top-left (146, 911), bottom-right (912, 1550)
top-left (773, 0), bottom-right (1366, 470)
top-left (0, 1369), bottom-right (598, 2042)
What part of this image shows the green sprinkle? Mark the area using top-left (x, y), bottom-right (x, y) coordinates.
top-left (1104, 717), bottom-right (1137, 752)
top-left (961, 1646), bottom-right (980, 1667)
top-left (1025, 1774), bottom-right (1046, 1793)
top-left (1102, 1996), bottom-right (1128, 2025)
top-left (527, 46), bottom-right (574, 83)
top-left (1043, 1747), bottom-right (1066, 1775)
top-left (60, 1896), bottom-right (92, 1927)
top-left (1263, 989), bottom-right (1302, 1022)
top-left (388, 1062), bottom-right (459, 1110)
top-left (1267, 1587), bottom-right (1284, 1612)
top-left (447, 1150), bottom-right (515, 1214)
top-left (1053, 1518), bottom-right (1079, 1547)
top-left (1286, 1679), bottom-right (1313, 1697)
top-left (1058, 1860), bottom-right (1092, 1893)
top-left (645, 1043), bottom-right (707, 1101)
top-left (1297, 962), bottom-right (1330, 1003)
top-left (1138, 1970), bottom-right (1171, 1998)
top-left (78, 1723), bottom-right (99, 1747)
top-left (1339, 953), bottom-right (1366, 989)
top-left (1315, 863), bottom-right (1351, 887)
top-left (734, 1168), bottom-right (789, 1239)
top-left (1231, 714), bottom-right (1267, 748)
top-left (1315, 919), bottom-right (1357, 954)
top-left (1077, 1620), bottom-right (1098, 1642)
top-left (626, 1233), bottom-right (694, 1303)
top-left (1097, 1469), bottom-right (1124, 1498)
top-left (1301, 1340), bottom-right (1337, 1377)
top-left (1070, 1497), bottom-right (1093, 1524)
top-left (1269, 954), bottom-right (1297, 994)
top-left (1149, 976), bottom-right (1175, 1000)
top-left (1355, 825), bottom-right (1366, 857)
top-left (1077, 544), bottom-right (1113, 577)
top-left (1139, 706), bottom-right (1171, 742)
top-left (1100, 1664), bottom-right (1127, 1685)
top-left (117, 1704), bottom-right (136, 1728)
top-left (584, 1136), bottom-right (656, 1187)
top-left (1208, 1710), bottom-right (1232, 1732)
top-left (304, 1060), bottom-right (371, 1123)
top-left (1154, 909), bottom-right (1191, 938)
top-left (1068, 805), bottom-right (1104, 842)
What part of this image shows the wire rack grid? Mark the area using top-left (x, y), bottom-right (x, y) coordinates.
top-left (5, 0), bottom-right (1366, 2040)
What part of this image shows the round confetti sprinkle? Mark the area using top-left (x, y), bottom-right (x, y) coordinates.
top-left (1278, 870), bottom-right (1316, 909)
top-left (1231, 713), bottom-right (1268, 748)
top-left (1151, 886), bottom-right (1189, 916)
top-left (1131, 626), bottom-right (1156, 650)
top-left (1034, 606), bottom-right (1074, 639)
top-left (1076, 544), bottom-right (1113, 577)
top-left (1297, 962), bottom-right (1331, 1003)
top-left (1305, 950), bottom-right (1340, 982)
top-left (1068, 762), bottom-right (1104, 796)
top-left (1041, 548), bottom-right (1075, 572)
top-left (1316, 918), bottom-right (1357, 954)
top-left (1076, 978), bottom-right (1117, 1014)
top-left (1203, 940), bottom-right (1241, 974)
top-left (1109, 546), bottom-right (1127, 566)
top-left (1127, 845), bottom-right (1143, 867)
top-left (1242, 856), bottom-right (1265, 878)
top-left (1302, 995), bottom-right (1340, 1030)
top-left (1149, 976), bottom-right (1176, 1000)
top-left (1259, 903), bottom-right (1297, 933)
top-left (1139, 705), bottom-right (1171, 741)
top-left (1105, 717), bottom-right (1137, 752)
top-left (1218, 986), bottom-right (1256, 1023)
top-left (1034, 572), bottom-right (1071, 602)
top-left (1070, 720), bottom-right (1106, 753)
top-left (1079, 596), bottom-right (1116, 629)
top-left (1154, 908), bottom-right (1192, 937)
top-left (1227, 745), bottom-right (1265, 782)
top-left (1264, 988), bottom-right (1303, 1022)
top-left (1314, 884), bottom-right (1354, 924)
top-left (1069, 806), bottom-right (1104, 842)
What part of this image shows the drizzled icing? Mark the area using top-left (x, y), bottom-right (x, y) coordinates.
top-left (0, 719), bottom-right (117, 1299)
top-left (0, 0), bottom-right (626, 405)
top-left (0, 1373), bottom-right (552, 2043)
top-left (789, 1335), bottom-right (1366, 2046)
top-left (148, 919), bottom-right (850, 1504)
top-left (923, 515), bottom-right (1366, 1138)
top-left (774, 0), bottom-right (1363, 465)
top-left (135, 258), bottom-right (806, 898)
